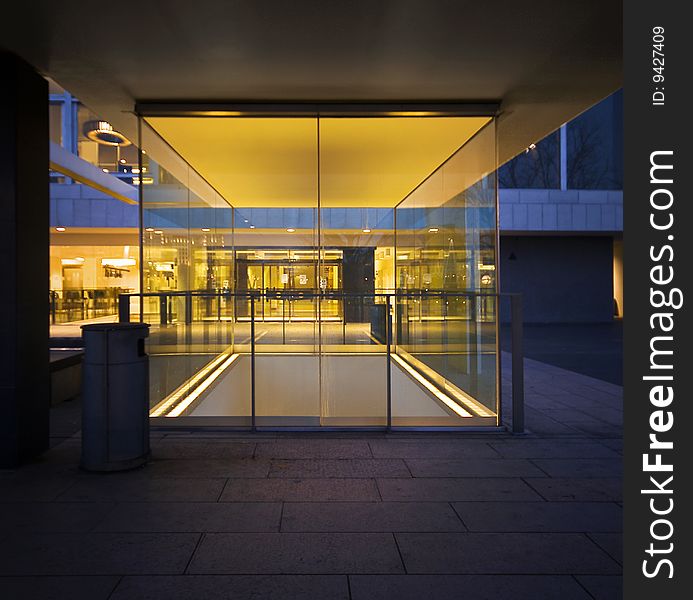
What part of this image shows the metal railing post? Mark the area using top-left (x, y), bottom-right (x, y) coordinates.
top-left (159, 294), bottom-right (168, 326)
top-left (511, 294), bottom-right (525, 434)
top-left (185, 292), bottom-right (193, 325)
top-left (386, 294), bottom-right (392, 430)
top-left (118, 294), bottom-right (131, 323)
top-left (250, 293), bottom-right (256, 432)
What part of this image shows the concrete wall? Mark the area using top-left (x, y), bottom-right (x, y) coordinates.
top-left (500, 235), bottom-right (614, 323)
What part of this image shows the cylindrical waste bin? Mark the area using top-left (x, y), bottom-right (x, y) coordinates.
top-left (80, 323), bottom-right (150, 471)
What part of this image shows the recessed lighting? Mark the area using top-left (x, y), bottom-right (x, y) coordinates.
top-left (55, 227), bottom-right (66, 232)
top-left (154, 230), bottom-right (163, 234)
top-left (145, 227), bottom-right (154, 232)
top-left (286, 228), bottom-right (296, 233)
top-left (249, 225), bottom-right (255, 229)
top-left (362, 228), bottom-right (371, 233)
top-left (201, 228), bottom-right (211, 232)
top-left (428, 227), bottom-right (439, 233)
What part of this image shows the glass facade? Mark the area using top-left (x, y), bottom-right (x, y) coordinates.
top-left (129, 112), bottom-right (499, 427)
top-left (48, 81), bottom-right (140, 332)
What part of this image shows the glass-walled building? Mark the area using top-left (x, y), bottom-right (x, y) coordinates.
top-left (129, 110), bottom-right (500, 428)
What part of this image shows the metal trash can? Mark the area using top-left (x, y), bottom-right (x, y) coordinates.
top-left (80, 323), bottom-right (150, 471)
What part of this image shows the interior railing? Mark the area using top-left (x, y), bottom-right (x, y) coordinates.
top-left (118, 290), bottom-right (523, 431)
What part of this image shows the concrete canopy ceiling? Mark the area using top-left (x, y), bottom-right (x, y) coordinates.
top-left (1, 0), bottom-right (621, 166)
top-left (144, 116), bottom-right (490, 207)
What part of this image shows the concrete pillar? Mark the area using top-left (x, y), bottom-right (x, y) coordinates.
top-left (0, 52), bottom-right (49, 466)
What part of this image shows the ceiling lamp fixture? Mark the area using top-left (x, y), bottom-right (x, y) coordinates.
top-left (362, 228), bottom-right (371, 233)
top-left (428, 227), bottom-right (439, 233)
top-left (55, 226), bottom-right (66, 232)
top-left (286, 228), bottom-right (296, 233)
top-left (201, 228), bottom-right (211, 232)
top-left (83, 120), bottom-right (131, 147)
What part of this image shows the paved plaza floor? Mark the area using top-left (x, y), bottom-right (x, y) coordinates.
top-left (0, 356), bottom-right (623, 599)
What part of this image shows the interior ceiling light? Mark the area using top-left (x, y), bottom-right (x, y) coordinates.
top-left (55, 226), bottom-right (66, 232)
top-left (286, 228), bottom-right (296, 233)
top-left (428, 227), bottom-right (439, 233)
top-left (119, 158), bottom-right (127, 164)
top-left (83, 120), bottom-right (131, 147)
top-left (362, 228), bottom-right (371, 233)
top-left (201, 228), bottom-right (211, 232)
top-left (101, 258), bottom-right (136, 267)
top-left (145, 227), bottom-right (154, 232)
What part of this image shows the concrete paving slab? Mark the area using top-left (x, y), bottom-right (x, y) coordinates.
top-left (405, 459), bottom-right (547, 478)
top-left (268, 459), bottom-right (410, 479)
top-left (395, 532), bottom-right (621, 574)
top-left (451, 501), bottom-right (623, 532)
top-left (281, 502), bottom-right (464, 532)
top-left (96, 502), bottom-right (282, 533)
top-left (0, 532), bottom-right (200, 575)
top-left (531, 459), bottom-right (623, 478)
top-left (57, 476), bottom-right (227, 502)
top-left (376, 478), bottom-right (543, 502)
top-left (0, 576), bottom-right (119, 600)
top-left (576, 575), bottom-right (623, 599)
top-left (524, 478), bottom-right (622, 502)
top-left (220, 478), bottom-right (381, 502)
top-left (254, 440), bottom-right (373, 459)
top-left (188, 533), bottom-right (404, 574)
top-left (349, 574), bottom-right (592, 600)
top-left (110, 575), bottom-right (348, 600)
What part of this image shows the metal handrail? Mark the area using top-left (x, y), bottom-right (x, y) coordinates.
top-left (120, 289), bottom-right (524, 433)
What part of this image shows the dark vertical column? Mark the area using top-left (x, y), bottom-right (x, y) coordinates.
top-left (0, 53), bottom-right (49, 466)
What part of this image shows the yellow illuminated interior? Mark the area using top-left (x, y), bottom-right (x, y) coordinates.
top-left (144, 116), bottom-right (490, 207)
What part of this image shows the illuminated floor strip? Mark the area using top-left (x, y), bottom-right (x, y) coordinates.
top-left (150, 331), bottom-right (267, 417)
top-left (166, 353), bottom-right (240, 417)
top-left (391, 354), bottom-right (473, 418)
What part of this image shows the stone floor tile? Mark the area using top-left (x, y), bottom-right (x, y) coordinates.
top-left (531, 459), bottom-right (623, 478)
top-left (489, 440), bottom-right (620, 459)
top-left (0, 502), bottom-right (115, 532)
top-left (268, 459), bottom-right (410, 478)
top-left (587, 533), bottom-right (623, 564)
top-left (368, 440), bottom-right (498, 459)
top-left (254, 440), bottom-right (372, 459)
top-left (0, 576), bottom-right (119, 600)
top-left (142, 458), bottom-right (271, 478)
top-left (349, 574), bottom-right (592, 600)
top-left (524, 478), bottom-right (622, 502)
top-left (0, 473), bottom-right (77, 501)
top-left (150, 440), bottom-right (256, 459)
top-left (57, 477), bottom-right (226, 502)
top-left (405, 459), bottom-right (546, 478)
top-left (395, 533), bottom-right (621, 574)
top-left (0, 533), bottom-right (200, 575)
top-left (111, 575), bottom-right (348, 600)
top-left (220, 478), bottom-right (380, 502)
top-left (376, 478), bottom-right (542, 502)
top-left (576, 575), bottom-right (623, 599)
top-left (452, 501), bottom-right (622, 532)
top-left (281, 502), bottom-right (464, 532)
top-left (188, 533), bottom-right (404, 574)
top-left (96, 502), bottom-right (282, 532)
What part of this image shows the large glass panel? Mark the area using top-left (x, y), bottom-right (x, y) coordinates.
top-left (140, 121), bottom-right (236, 419)
top-left (394, 120), bottom-right (498, 425)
